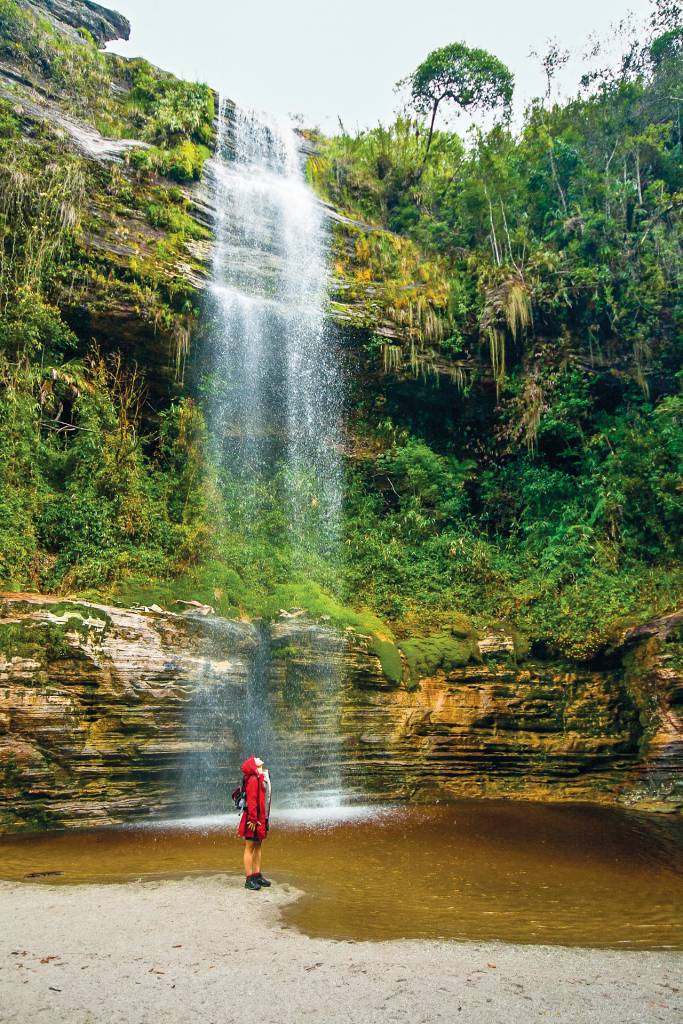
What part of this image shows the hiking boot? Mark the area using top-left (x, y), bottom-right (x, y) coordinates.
top-left (244, 876), bottom-right (261, 891)
top-left (255, 873), bottom-right (271, 887)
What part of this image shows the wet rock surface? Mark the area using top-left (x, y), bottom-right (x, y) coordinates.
top-left (0, 594), bottom-right (680, 832)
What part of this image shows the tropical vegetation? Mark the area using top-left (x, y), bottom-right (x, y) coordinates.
top-left (0, 0), bottom-right (681, 661)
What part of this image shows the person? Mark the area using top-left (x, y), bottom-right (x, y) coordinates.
top-left (237, 755), bottom-right (272, 890)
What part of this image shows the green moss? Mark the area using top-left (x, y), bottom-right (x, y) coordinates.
top-left (0, 621), bottom-right (86, 662)
top-left (260, 581), bottom-right (393, 638)
top-left (106, 563), bottom-right (245, 615)
top-left (369, 637), bottom-right (404, 686)
top-left (271, 644), bottom-right (301, 661)
top-left (43, 602), bottom-right (111, 625)
top-left (399, 627), bottom-right (479, 687)
top-left (145, 198), bottom-right (210, 239)
top-left (105, 572), bottom-right (396, 646)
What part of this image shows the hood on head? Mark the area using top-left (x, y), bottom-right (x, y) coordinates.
top-left (241, 756), bottom-right (261, 776)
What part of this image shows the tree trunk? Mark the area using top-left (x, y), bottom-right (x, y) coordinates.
top-left (413, 99), bottom-right (441, 184)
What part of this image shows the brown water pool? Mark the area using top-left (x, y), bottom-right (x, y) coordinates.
top-left (1, 801), bottom-right (682, 949)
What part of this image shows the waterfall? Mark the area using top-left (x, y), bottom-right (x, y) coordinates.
top-left (182, 101), bottom-right (346, 814)
top-left (209, 102), bottom-right (343, 547)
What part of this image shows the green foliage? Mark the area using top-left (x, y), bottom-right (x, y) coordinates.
top-left (0, 0), bottom-right (110, 115)
top-left (129, 140), bottom-right (211, 182)
top-left (0, 7), bottom-right (213, 593)
top-left (126, 64), bottom-right (214, 147)
top-left (398, 41), bottom-right (513, 168)
top-left (0, 0), bottom-right (215, 173)
top-left (0, 97), bottom-right (19, 137)
top-left (162, 140), bottom-right (212, 182)
top-left (0, 338), bottom-right (216, 594)
top-left (303, 18), bottom-right (683, 656)
top-left (121, 62), bottom-right (214, 180)
top-left (145, 195), bottom-right (210, 238)
top-left (0, 0), bottom-right (680, 671)
top-left (378, 439), bottom-right (474, 527)
top-left (315, 27), bottom-right (683, 396)
top-left (0, 296), bottom-right (77, 363)
top-left (403, 41), bottom-right (514, 133)
top-left (0, 143), bottom-right (86, 331)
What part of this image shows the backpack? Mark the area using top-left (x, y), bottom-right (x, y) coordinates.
top-left (231, 776), bottom-right (247, 814)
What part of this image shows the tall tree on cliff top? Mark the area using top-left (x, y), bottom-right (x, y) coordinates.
top-left (401, 42), bottom-right (514, 166)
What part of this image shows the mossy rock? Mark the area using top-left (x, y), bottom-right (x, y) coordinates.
top-left (399, 623), bottom-right (479, 688)
top-left (261, 581), bottom-right (392, 638)
top-left (0, 621), bottom-right (89, 664)
top-left (44, 602), bottom-right (112, 627)
top-left (447, 612), bottom-right (478, 640)
top-left (108, 572), bottom-right (393, 640)
top-left (271, 644), bottom-right (300, 662)
top-left (368, 637), bottom-right (404, 687)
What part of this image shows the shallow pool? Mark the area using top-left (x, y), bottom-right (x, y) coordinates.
top-left (1, 801), bottom-right (681, 949)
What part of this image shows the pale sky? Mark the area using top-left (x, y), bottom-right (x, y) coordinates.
top-left (106, 0), bottom-right (654, 133)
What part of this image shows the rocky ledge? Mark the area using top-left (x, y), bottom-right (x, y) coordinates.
top-left (23, 0), bottom-right (130, 46)
top-left (0, 594), bottom-right (680, 832)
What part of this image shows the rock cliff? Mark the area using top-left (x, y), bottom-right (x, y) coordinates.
top-left (0, 0), bottom-right (215, 398)
top-left (23, 0), bottom-right (130, 45)
top-left (1, 594), bottom-right (680, 832)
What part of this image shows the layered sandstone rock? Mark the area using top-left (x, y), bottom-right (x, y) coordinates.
top-left (0, 594), bottom-right (680, 832)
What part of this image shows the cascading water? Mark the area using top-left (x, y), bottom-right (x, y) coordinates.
top-left (182, 101), bottom-right (346, 814)
top-left (209, 103), bottom-right (343, 541)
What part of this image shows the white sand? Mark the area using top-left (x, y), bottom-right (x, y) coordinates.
top-left (0, 876), bottom-right (680, 1024)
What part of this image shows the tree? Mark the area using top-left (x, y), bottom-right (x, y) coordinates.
top-left (401, 42), bottom-right (514, 163)
top-left (529, 38), bottom-right (570, 102)
top-left (650, 0), bottom-right (682, 35)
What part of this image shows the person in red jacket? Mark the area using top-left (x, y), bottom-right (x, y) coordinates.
top-left (237, 755), bottom-right (271, 890)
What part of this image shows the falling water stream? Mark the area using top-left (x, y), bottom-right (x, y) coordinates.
top-left (209, 102), bottom-right (343, 534)
top-left (182, 102), bottom-right (345, 813)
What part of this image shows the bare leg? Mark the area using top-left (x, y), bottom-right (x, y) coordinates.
top-left (253, 844), bottom-right (262, 876)
top-left (243, 840), bottom-right (255, 877)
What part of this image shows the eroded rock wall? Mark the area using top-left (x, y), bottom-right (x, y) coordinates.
top-left (0, 595), bottom-right (680, 832)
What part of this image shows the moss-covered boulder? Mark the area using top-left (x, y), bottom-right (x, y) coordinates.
top-left (399, 620), bottom-right (480, 689)
top-left (368, 637), bottom-right (404, 686)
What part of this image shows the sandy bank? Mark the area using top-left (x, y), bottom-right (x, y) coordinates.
top-left (0, 875), bottom-right (680, 1024)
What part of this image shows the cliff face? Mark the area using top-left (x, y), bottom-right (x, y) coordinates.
top-left (23, 0), bottom-right (131, 45)
top-left (1, 594), bottom-right (680, 832)
top-left (0, 0), bottom-right (215, 397)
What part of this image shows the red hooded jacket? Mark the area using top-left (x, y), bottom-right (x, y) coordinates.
top-left (237, 756), bottom-right (268, 841)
